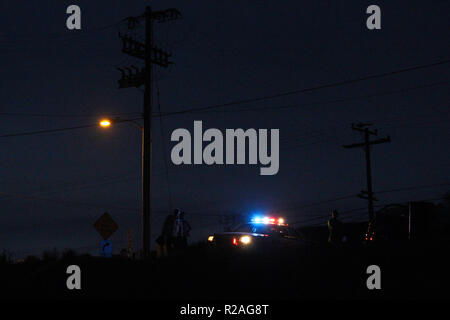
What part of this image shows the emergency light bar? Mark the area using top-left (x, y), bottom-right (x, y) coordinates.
top-left (251, 216), bottom-right (286, 225)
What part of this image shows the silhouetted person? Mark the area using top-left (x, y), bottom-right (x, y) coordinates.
top-left (182, 213), bottom-right (192, 246)
top-left (173, 210), bottom-right (191, 251)
top-left (156, 210), bottom-right (177, 258)
top-left (328, 209), bottom-right (342, 245)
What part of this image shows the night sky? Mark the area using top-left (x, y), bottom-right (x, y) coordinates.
top-left (0, 0), bottom-right (449, 257)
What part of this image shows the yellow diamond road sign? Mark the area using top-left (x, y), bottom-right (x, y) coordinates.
top-left (94, 212), bottom-right (118, 240)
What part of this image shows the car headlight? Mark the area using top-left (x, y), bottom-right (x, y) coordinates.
top-left (239, 235), bottom-right (252, 245)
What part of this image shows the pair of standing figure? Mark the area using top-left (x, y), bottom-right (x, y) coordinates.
top-left (156, 209), bottom-right (191, 258)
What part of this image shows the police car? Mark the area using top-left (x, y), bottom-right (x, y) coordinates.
top-left (207, 216), bottom-right (304, 251)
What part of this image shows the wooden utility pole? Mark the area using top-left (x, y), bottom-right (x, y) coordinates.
top-left (343, 123), bottom-right (391, 221)
top-left (117, 6), bottom-right (181, 258)
top-left (142, 6), bottom-right (153, 260)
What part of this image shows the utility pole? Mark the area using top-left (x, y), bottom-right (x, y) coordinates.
top-left (343, 123), bottom-right (391, 221)
top-left (117, 6), bottom-right (181, 259)
top-left (408, 202), bottom-right (412, 241)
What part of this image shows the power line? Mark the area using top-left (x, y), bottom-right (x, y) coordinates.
top-left (0, 20), bottom-right (126, 44)
top-left (1, 87), bottom-right (447, 141)
top-left (0, 189), bottom-right (230, 219)
top-left (0, 117), bottom-right (142, 138)
top-left (281, 182), bottom-right (450, 217)
top-left (0, 111), bottom-right (141, 119)
top-left (292, 195), bottom-right (448, 227)
top-left (0, 123), bottom-right (98, 138)
top-left (155, 59), bottom-right (450, 117)
top-left (1, 77), bottom-right (447, 139)
top-left (0, 190), bottom-right (140, 213)
top-left (279, 107), bottom-right (450, 151)
top-left (1, 182), bottom-right (447, 224)
top-left (5, 175), bottom-right (141, 198)
top-left (0, 20), bottom-right (128, 58)
top-left (376, 182), bottom-right (450, 195)
top-left (168, 80), bottom-right (449, 115)
top-left (3, 80), bottom-right (446, 121)
top-left (281, 195), bottom-right (358, 212)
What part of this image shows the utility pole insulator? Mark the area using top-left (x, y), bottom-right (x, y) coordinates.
top-left (151, 8), bottom-right (182, 22)
top-left (119, 33), bottom-right (173, 67)
top-left (117, 66), bottom-right (145, 88)
top-left (358, 192), bottom-right (378, 201)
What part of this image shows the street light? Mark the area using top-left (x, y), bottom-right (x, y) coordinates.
top-left (98, 118), bottom-right (143, 130)
top-left (98, 117), bottom-right (147, 259)
top-left (99, 119), bottom-right (112, 128)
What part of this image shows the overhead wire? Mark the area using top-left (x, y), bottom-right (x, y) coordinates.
top-left (154, 59), bottom-right (450, 117)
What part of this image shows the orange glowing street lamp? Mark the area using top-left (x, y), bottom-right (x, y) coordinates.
top-left (99, 119), bottom-right (112, 128)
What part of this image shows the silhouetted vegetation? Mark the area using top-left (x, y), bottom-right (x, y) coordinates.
top-left (41, 248), bottom-right (59, 261)
top-left (0, 250), bottom-right (13, 265)
top-left (1, 196), bottom-right (449, 299)
top-left (61, 248), bottom-right (77, 260)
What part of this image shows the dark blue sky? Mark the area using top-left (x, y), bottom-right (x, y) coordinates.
top-left (0, 0), bottom-right (449, 257)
